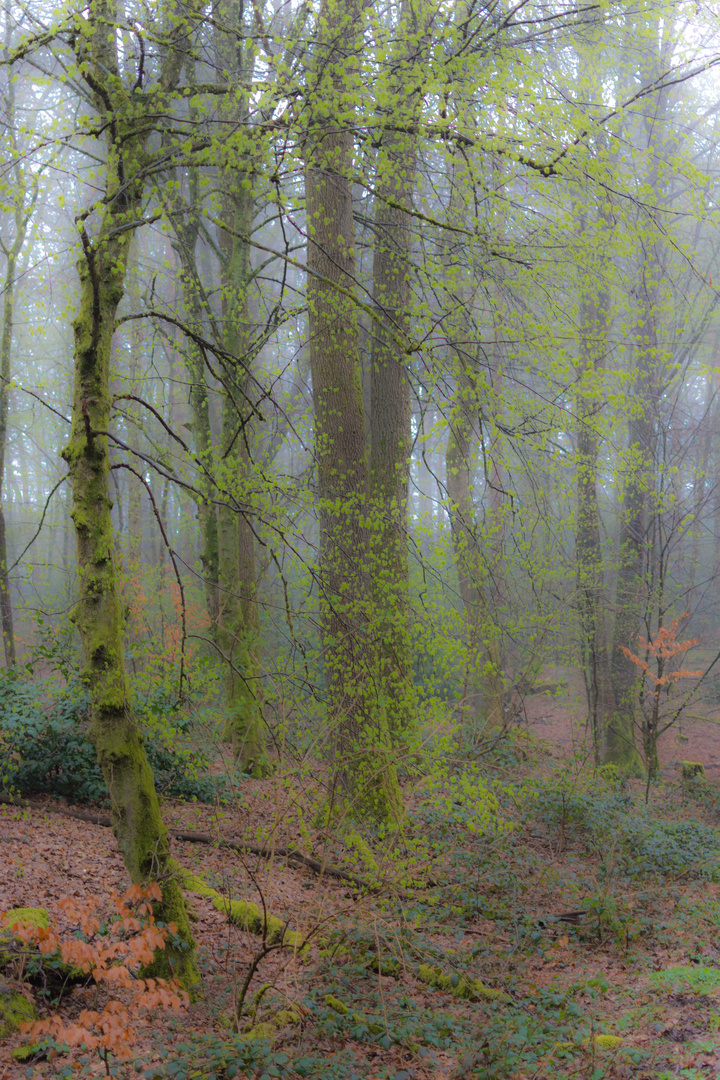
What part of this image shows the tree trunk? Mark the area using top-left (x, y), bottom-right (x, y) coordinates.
top-left (0, 243), bottom-right (17, 669)
top-left (215, 3), bottom-right (269, 776)
top-left (305, 0), bottom-right (402, 821)
top-left (124, 238), bottom-right (144, 569)
top-left (168, 193), bottom-right (221, 637)
top-left (609, 268), bottom-right (663, 771)
top-left (445, 373), bottom-right (503, 735)
top-left (60, 0), bottom-right (198, 991)
top-left (0, 51), bottom-right (31, 668)
top-left (574, 282), bottom-right (625, 765)
top-left (368, 0), bottom-right (427, 747)
top-left (442, 159), bottom-right (503, 737)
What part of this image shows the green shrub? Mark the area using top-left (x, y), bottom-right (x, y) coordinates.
top-left (529, 772), bottom-right (633, 838)
top-left (620, 817), bottom-right (720, 879)
top-left (0, 669), bottom-right (225, 805)
top-left (526, 771), bottom-right (720, 880)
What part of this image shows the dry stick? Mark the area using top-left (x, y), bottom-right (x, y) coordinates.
top-left (0, 793), bottom-right (377, 892)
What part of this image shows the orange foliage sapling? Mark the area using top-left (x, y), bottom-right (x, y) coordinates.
top-left (620, 615), bottom-right (703, 779)
top-left (8, 883), bottom-right (188, 1074)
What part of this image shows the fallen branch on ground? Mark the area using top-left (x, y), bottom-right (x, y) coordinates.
top-left (0, 792), bottom-right (381, 893)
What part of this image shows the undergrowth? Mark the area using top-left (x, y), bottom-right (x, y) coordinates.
top-left (0, 668), bottom-right (228, 804)
top-left (6, 709), bottom-right (720, 1078)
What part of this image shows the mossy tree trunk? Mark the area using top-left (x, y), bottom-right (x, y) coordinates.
top-left (124, 236), bottom-right (144, 571)
top-left (574, 277), bottom-right (630, 767)
top-left (572, 193), bottom-right (637, 768)
top-left (305, 0), bottom-right (402, 822)
top-left (445, 374), bottom-right (504, 735)
top-left (59, 0), bottom-right (199, 992)
top-left (608, 17), bottom-right (675, 777)
top-left (0, 225), bottom-right (20, 670)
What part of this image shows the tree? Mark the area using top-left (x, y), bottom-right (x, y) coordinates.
top-left (304, 0), bottom-right (403, 820)
top-left (47, 0), bottom-right (200, 988)
top-left (0, 9), bottom-right (37, 668)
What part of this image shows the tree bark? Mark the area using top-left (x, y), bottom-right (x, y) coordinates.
top-left (609, 262), bottom-right (663, 770)
top-left (124, 237), bottom-right (144, 569)
top-left (0, 43), bottom-right (32, 668)
top-left (305, 0), bottom-right (402, 821)
top-left (60, 0), bottom-right (199, 992)
top-left (574, 274), bottom-right (625, 765)
top-left (442, 159), bottom-right (504, 736)
top-left (215, 0), bottom-right (269, 777)
top-left (368, 0), bottom-right (429, 747)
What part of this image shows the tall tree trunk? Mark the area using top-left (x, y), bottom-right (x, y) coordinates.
top-left (173, 223), bottom-right (220, 634)
top-left (125, 237), bottom-right (144, 569)
top-left (368, 0), bottom-right (428, 746)
top-left (445, 370), bottom-right (503, 735)
top-left (0, 37), bottom-right (32, 668)
top-left (609, 266), bottom-right (663, 768)
top-left (60, 0), bottom-right (198, 991)
top-left (442, 159), bottom-right (504, 736)
top-left (574, 276), bottom-right (627, 765)
top-left (0, 234), bottom-right (19, 670)
top-left (215, 1), bottom-right (269, 776)
top-left (305, 0), bottom-right (402, 821)
top-left (684, 372), bottom-right (713, 618)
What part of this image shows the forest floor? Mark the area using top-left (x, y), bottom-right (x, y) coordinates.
top-left (4, 681), bottom-right (720, 1080)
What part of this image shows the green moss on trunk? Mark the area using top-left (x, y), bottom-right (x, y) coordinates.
top-left (60, 0), bottom-right (199, 995)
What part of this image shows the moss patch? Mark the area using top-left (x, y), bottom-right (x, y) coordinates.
top-left (175, 866), bottom-right (304, 949)
top-left (0, 977), bottom-right (37, 1038)
top-left (649, 965), bottom-right (720, 994)
top-left (682, 761), bottom-right (707, 783)
top-left (417, 964), bottom-right (511, 1003)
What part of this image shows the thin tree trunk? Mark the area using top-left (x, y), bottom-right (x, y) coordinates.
top-left (124, 237), bottom-right (144, 568)
top-left (173, 220), bottom-right (220, 633)
top-left (574, 278), bottom-right (622, 764)
top-left (442, 159), bottom-right (503, 736)
top-left (0, 36), bottom-right (32, 668)
top-left (609, 271), bottom-right (662, 768)
top-left (445, 373), bottom-right (503, 734)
